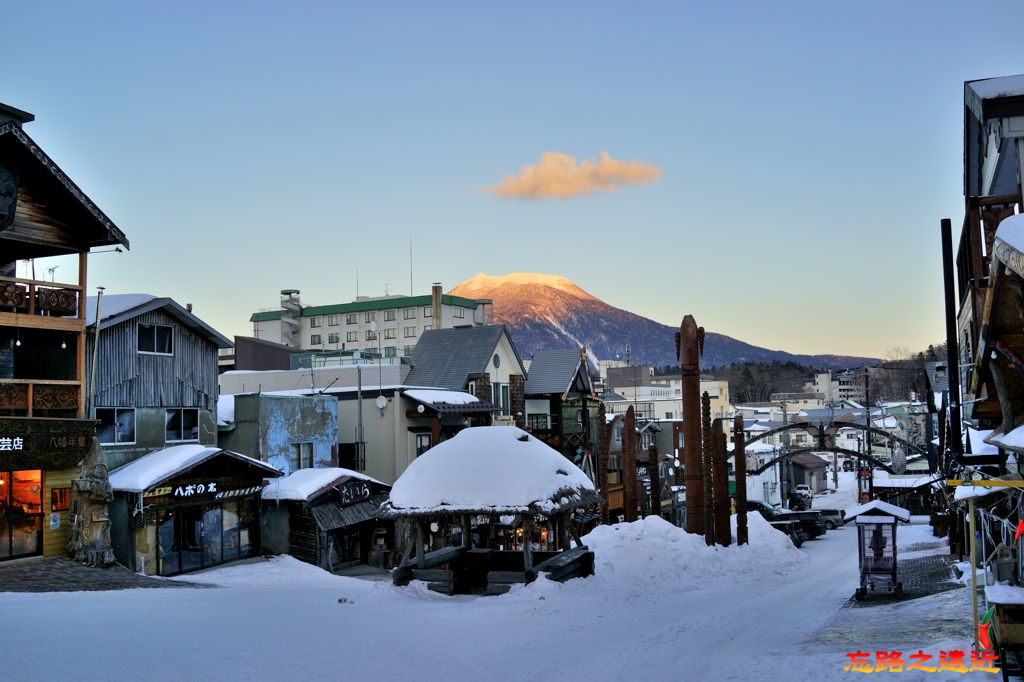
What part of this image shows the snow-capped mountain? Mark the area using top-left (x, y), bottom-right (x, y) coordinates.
top-left (449, 272), bottom-right (874, 370)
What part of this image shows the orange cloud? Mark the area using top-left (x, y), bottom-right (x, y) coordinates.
top-left (482, 152), bottom-right (662, 199)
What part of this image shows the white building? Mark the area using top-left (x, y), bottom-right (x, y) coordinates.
top-left (249, 283), bottom-right (492, 359)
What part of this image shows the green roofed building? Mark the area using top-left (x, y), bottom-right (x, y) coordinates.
top-left (249, 283), bottom-right (493, 360)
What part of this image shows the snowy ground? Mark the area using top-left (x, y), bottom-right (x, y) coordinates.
top-left (1, 474), bottom-right (995, 681)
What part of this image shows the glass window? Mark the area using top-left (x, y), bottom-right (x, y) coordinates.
top-left (403, 308), bottom-right (416, 320)
top-left (328, 333), bottom-right (339, 344)
top-left (310, 334), bottom-right (322, 345)
top-left (415, 433), bottom-right (431, 457)
top-left (328, 315), bottom-right (340, 326)
top-left (346, 331), bottom-right (358, 342)
top-left (364, 347), bottom-right (378, 355)
top-left (383, 328), bottom-right (397, 339)
top-left (384, 310), bottom-right (396, 321)
top-left (384, 346), bottom-right (396, 358)
top-left (423, 307), bottom-right (432, 317)
top-left (179, 506), bottom-right (202, 572)
top-left (310, 317), bottom-right (321, 328)
top-left (365, 312), bottom-right (376, 323)
top-left (138, 323), bottom-right (173, 354)
top-left (288, 442), bottom-right (313, 471)
top-left (158, 509), bottom-right (178, 575)
top-left (403, 346), bottom-right (414, 356)
top-left (202, 505), bottom-right (222, 566)
top-left (222, 500), bottom-right (240, 562)
top-left (423, 325), bottom-right (432, 331)
top-left (404, 326), bottom-right (416, 338)
top-left (453, 307), bottom-right (464, 318)
top-left (346, 313), bottom-right (357, 324)
top-left (96, 408), bottom-right (136, 444)
top-left (165, 408), bottom-right (200, 442)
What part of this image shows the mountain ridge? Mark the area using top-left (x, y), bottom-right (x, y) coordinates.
top-left (450, 272), bottom-right (875, 371)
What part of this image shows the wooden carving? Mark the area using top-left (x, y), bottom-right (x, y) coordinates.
top-left (36, 287), bottom-right (78, 317)
top-left (0, 283), bottom-right (26, 308)
top-left (33, 384), bottom-right (79, 411)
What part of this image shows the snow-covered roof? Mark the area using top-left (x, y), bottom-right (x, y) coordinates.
top-left (380, 426), bottom-right (600, 517)
top-left (108, 445), bottom-right (281, 493)
top-left (845, 499), bottom-right (911, 522)
top-left (403, 389), bottom-right (480, 406)
top-left (987, 422), bottom-right (1024, 452)
top-left (996, 213), bottom-right (1024, 262)
top-left (261, 467), bottom-right (384, 501)
top-left (218, 395), bottom-right (235, 426)
top-left (954, 485), bottom-right (996, 502)
top-left (85, 294), bottom-right (155, 324)
top-left (968, 75), bottom-right (1024, 101)
top-left (871, 473), bottom-right (940, 489)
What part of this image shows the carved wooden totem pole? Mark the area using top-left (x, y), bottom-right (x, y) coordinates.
top-left (66, 437), bottom-right (115, 566)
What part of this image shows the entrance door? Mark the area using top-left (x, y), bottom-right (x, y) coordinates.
top-left (0, 470), bottom-right (43, 560)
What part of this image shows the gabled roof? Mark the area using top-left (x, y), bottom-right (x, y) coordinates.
top-left (0, 121), bottom-right (128, 255)
top-left (86, 294), bottom-right (232, 349)
top-left (790, 452), bottom-right (829, 469)
top-left (261, 467), bottom-right (385, 502)
top-left (845, 499), bottom-right (911, 523)
top-left (405, 325), bottom-right (524, 390)
top-left (524, 348), bottom-right (594, 398)
top-left (108, 445), bottom-right (281, 493)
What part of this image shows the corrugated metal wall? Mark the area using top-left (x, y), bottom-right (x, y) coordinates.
top-left (87, 310), bottom-right (219, 410)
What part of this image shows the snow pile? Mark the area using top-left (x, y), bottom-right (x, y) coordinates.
top-left (262, 467), bottom-right (383, 501)
top-left (576, 513), bottom-right (802, 593)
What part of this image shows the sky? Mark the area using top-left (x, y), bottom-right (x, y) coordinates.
top-left (5, 1), bottom-right (1024, 358)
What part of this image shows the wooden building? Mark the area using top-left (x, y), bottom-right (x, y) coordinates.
top-left (261, 468), bottom-right (392, 570)
top-left (85, 295), bottom-right (232, 470)
top-left (0, 103), bottom-right (129, 560)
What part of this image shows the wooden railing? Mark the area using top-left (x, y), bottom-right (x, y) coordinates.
top-left (0, 379), bottom-right (81, 415)
top-left (0, 275), bottom-right (83, 321)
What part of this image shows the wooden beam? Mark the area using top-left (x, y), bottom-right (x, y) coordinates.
top-left (0, 313), bottom-right (85, 332)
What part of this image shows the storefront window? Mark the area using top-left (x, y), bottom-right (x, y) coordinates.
top-left (0, 470), bottom-right (42, 561)
top-left (154, 494), bottom-right (259, 576)
top-left (179, 506), bottom-right (203, 573)
top-left (158, 509), bottom-right (179, 576)
top-left (222, 501), bottom-right (239, 562)
top-left (202, 505), bottom-right (222, 566)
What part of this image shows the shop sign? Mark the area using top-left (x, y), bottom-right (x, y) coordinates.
top-left (339, 481), bottom-right (371, 506)
top-left (172, 482), bottom-right (219, 497)
top-left (0, 437), bottom-right (24, 451)
top-left (144, 487), bottom-right (173, 498)
top-left (214, 486), bottom-right (262, 499)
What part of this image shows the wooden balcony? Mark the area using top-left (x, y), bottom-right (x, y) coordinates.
top-left (0, 379), bottom-right (82, 416)
top-left (0, 275), bottom-right (85, 332)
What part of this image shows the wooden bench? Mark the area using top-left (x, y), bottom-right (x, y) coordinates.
top-left (534, 545), bottom-right (594, 582)
top-left (392, 546), bottom-right (465, 587)
top-left (486, 570), bottom-right (534, 595)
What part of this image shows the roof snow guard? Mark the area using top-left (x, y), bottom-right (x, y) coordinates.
top-left (380, 426), bottom-right (601, 518)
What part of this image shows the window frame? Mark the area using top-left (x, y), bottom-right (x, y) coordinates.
top-left (138, 323), bottom-right (174, 355)
top-left (309, 317), bottom-right (322, 328)
top-left (96, 407), bottom-right (136, 445)
top-left (310, 334), bottom-right (322, 345)
top-left (403, 326), bottom-right (416, 338)
top-left (384, 309), bottom-right (396, 321)
top-left (383, 328), bottom-right (397, 339)
top-left (403, 308), bottom-right (416, 320)
top-left (346, 313), bottom-right (358, 325)
top-left (165, 408), bottom-right (200, 443)
top-left (346, 331), bottom-right (358, 342)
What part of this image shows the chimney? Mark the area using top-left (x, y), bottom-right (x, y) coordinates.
top-left (186, 303), bottom-right (193, 313)
top-left (432, 282), bottom-right (442, 327)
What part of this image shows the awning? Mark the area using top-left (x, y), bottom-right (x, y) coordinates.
top-left (309, 492), bottom-right (389, 531)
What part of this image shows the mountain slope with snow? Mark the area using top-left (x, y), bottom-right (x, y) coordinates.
top-left (450, 272), bottom-right (874, 369)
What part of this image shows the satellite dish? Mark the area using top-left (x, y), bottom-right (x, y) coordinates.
top-left (376, 395), bottom-right (388, 410)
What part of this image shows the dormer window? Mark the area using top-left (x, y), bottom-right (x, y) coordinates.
top-left (138, 323), bottom-right (173, 355)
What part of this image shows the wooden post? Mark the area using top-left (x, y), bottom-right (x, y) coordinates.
top-left (712, 424), bottom-right (730, 547)
top-left (648, 444), bottom-right (661, 518)
top-left (77, 251), bottom-right (87, 418)
top-left (416, 520), bottom-right (426, 568)
top-left (734, 415), bottom-right (748, 546)
top-left (523, 517), bottom-right (534, 573)
top-left (598, 403), bottom-right (610, 525)
top-left (702, 391), bottom-right (715, 545)
top-left (679, 316), bottom-right (704, 534)
top-left (462, 514), bottom-right (473, 548)
top-left (623, 406), bottom-right (638, 523)
top-left (431, 413), bottom-right (441, 448)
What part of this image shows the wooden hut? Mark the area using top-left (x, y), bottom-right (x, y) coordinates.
top-left (381, 425), bottom-right (601, 594)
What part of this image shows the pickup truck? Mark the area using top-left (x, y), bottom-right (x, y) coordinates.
top-left (773, 510), bottom-right (827, 540)
top-left (816, 508), bottom-right (846, 530)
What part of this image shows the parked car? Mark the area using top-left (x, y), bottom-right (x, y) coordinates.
top-left (794, 484), bottom-right (812, 497)
top-left (788, 492), bottom-right (812, 511)
top-left (773, 510), bottom-right (827, 540)
top-left (842, 460), bottom-right (855, 472)
top-left (769, 519), bottom-right (808, 548)
top-left (746, 500), bottom-right (780, 520)
top-left (817, 509), bottom-right (846, 530)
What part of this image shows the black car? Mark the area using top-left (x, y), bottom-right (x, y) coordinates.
top-left (746, 500), bottom-right (779, 520)
top-left (788, 493), bottom-right (812, 511)
top-left (842, 460), bottom-right (855, 472)
top-left (773, 510), bottom-right (827, 539)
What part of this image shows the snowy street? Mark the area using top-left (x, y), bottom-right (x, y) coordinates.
top-left (0, 509), bottom-right (992, 682)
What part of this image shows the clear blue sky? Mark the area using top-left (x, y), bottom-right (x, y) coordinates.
top-left (5, 1), bottom-right (1024, 358)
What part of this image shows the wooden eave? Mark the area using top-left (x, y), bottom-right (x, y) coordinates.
top-left (0, 122), bottom-right (129, 257)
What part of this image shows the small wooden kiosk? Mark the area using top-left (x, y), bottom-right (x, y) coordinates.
top-left (381, 426), bottom-right (601, 594)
